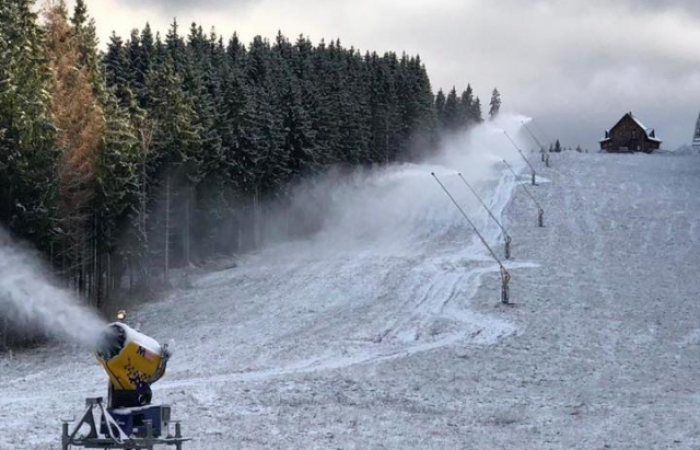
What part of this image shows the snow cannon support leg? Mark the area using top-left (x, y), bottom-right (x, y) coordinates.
top-left (501, 268), bottom-right (511, 304)
top-left (538, 208), bottom-right (544, 228)
top-left (505, 235), bottom-right (512, 260)
top-left (176, 422), bottom-right (183, 450)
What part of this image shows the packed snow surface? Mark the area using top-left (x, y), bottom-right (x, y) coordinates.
top-left (3, 148), bottom-right (700, 449)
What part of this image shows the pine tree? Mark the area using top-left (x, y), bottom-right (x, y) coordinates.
top-left (435, 89), bottom-right (446, 130)
top-left (0, 0), bottom-right (57, 251)
top-left (489, 88), bottom-right (501, 120)
top-left (460, 84), bottom-right (474, 128)
top-left (246, 35), bottom-right (286, 195)
top-left (407, 56), bottom-right (437, 155)
top-left (104, 32), bottom-right (132, 107)
top-left (443, 87), bottom-right (459, 131)
top-left (70, 0), bottom-right (102, 94)
top-left (147, 57), bottom-right (202, 268)
top-left (473, 97), bottom-right (483, 123)
top-left (92, 89), bottom-right (140, 304)
top-left (44, 0), bottom-right (105, 296)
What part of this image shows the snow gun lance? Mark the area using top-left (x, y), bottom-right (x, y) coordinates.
top-left (521, 121), bottom-right (550, 166)
top-left (503, 130), bottom-right (537, 186)
top-left (457, 173), bottom-right (512, 260)
top-left (502, 159), bottom-right (545, 228)
top-left (94, 311), bottom-right (172, 409)
top-left (431, 172), bottom-right (511, 304)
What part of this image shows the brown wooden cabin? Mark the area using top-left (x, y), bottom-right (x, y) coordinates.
top-left (599, 112), bottom-right (662, 153)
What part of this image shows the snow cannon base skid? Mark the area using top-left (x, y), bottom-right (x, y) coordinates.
top-left (61, 397), bottom-right (190, 450)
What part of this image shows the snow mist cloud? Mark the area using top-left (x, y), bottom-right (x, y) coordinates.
top-left (257, 113), bottom-right (531, 256)
top-left (0, 228), bottom-right (106, 348)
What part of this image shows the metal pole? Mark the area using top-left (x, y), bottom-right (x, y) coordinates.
top-left (522, 120), bottom-right (546, 153)
top-left (175, 422), bottom-right (183, 450)
top-left (432, 173), bottom-right (511, 304)
top-left (533, 120), bottom-right (553, 147)
top-left (504, 131), bottom-right (537, 185)
top-left (502, 160), bottom-right (545, 228)
top-left (62, 422), bottom-right (69, 450)
top-left (457, 173), bottom-right (511, 259)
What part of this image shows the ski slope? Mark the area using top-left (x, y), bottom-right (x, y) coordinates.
top-left (4, 143), bottom-right (700, 449)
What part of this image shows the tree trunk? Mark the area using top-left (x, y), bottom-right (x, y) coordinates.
top-left (164, 172), bottom-right (171, 284)
top-left (184, 188), bottom-right (191, 266)
top-left (253, 185), bottom-right (260, 248)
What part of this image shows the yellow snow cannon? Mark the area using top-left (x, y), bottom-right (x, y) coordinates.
top-left (95, 321), bottom-right (171, 408)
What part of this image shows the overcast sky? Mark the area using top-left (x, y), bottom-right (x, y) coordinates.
top-left (66, 0), bottom-right (700, 150)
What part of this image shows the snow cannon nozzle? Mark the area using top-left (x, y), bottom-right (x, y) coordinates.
top-left (94, 322), bottom-right (171, 409)
top-left (95, 323), bottom-right (126, 360)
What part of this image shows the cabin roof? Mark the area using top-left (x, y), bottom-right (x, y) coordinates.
top-left (604, 112), bottom-right (662, 142)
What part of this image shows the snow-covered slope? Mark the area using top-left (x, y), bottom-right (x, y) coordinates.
top-left (4, 141), bottom-right (700, 449)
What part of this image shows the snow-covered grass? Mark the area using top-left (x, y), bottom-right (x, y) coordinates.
top-left (4, 146), bottom-right (700, 449)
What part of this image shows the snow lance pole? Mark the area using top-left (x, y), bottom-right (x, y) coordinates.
top-left (457, 173), bottom-right (512, 260)
top-left (521, 121), bottom-right (549, 166)
top-left (502, 159), bottom-right (545, 228)
top-left (535, 120), bottom-right (553, 167)
top-left (533, 120), bottom-right (554, 156)
top-left (504, 130), bottom-right (537, 185)
top-left (432, 172), bottom-right (511, 304)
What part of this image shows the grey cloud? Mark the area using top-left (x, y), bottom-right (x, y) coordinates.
top-left (120, 0), bottom-right (259, 14)
top-left (625, 0), bottom-right (700, 15)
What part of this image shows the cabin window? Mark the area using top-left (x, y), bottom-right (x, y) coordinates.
top-left (631, 130), bottom-right (637, 138)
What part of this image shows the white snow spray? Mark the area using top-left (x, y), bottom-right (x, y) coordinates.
top-left (0, 228), bottom-right (106, 348)
top-left (261, 112), bottom-right (533, 255)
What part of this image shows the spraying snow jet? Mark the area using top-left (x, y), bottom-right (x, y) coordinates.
top-left (0, 228), bottom-right (106, 348)
top-left (256, 112), bottom-right (532, 257)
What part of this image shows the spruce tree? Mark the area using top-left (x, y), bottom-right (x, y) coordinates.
top-left (70, 0), bottom-right (102, 94)
top-left (0, 0), bottom-right (56, 251)
top-left (44, 0), bottom-right (106, 296)
top-left (435, 89), bottom-right (446, 130)
top-left (460, 84), bottom-right (474, 128)
top-left (488, 87), bottom-right (501, 120)
top-left (92, 89), bottom-right (140, 304)
top-left (443, 87), bottom-right (459, 131)
top-left (473, 97), bottom-right (483, 123)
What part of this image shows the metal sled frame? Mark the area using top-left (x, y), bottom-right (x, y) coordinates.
top-left (61, 397), bottom-right (190, 450)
